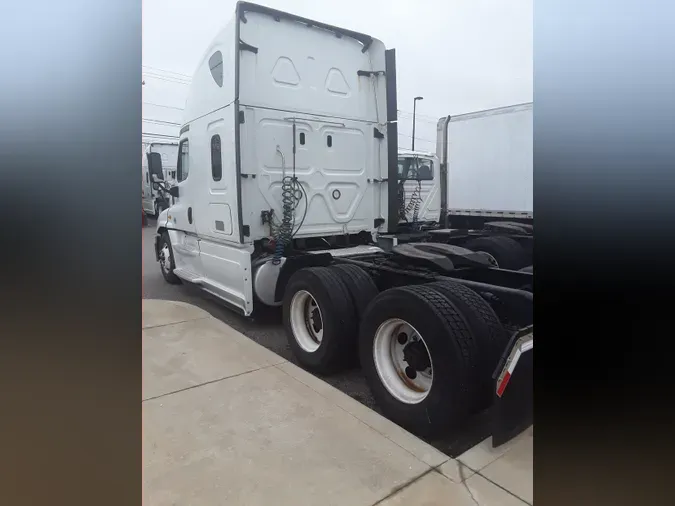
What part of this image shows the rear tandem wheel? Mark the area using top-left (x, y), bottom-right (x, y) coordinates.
top-left (359, 285), bottom-right (480, 437)
top-left (282, 267), bottom-right (358, 374)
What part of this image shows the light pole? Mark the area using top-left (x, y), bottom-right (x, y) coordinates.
top-left (412, 96), bottom-right (423, 150)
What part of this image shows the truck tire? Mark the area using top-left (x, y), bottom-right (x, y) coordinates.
top-left (359, 285), bottom-right (479, 437)
top-left (426, 281), bottom-right (508, 411)
top-left (330, 264), bottom-right (379, 321)
top-left (158, 231), bottom-right (181, 285)
top-left (462, 236), bottom-right (528, 270)
top-left (283, 267), bottom-right (357, 374)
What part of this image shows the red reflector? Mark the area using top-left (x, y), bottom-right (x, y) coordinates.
top-left (497, 371), bottom-right (511, 397)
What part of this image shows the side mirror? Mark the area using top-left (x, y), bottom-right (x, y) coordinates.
top-left (152, 182), bottom-right (159, 191)
top-left (147, 152), bottom-right (164, 180)
top-left (169, 186), bottom-right (179, 198)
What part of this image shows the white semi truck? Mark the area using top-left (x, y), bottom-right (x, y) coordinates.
top-left (154, 2), bottom-right (532, 445)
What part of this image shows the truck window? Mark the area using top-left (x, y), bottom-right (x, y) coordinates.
top-left (209, 51), bottom-right (223, 87)
top-left (397, 159), bottom-right (406, 179)
top-left (211, 135), bottom-right (222, 181)
top-left (416, 159), bottom-right (434, 180)
top-left (177, 140), bottom-right (189, 182)
top-left (397, 157), bottom-right (434, 181)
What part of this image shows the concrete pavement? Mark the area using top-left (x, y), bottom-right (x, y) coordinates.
top-left (143, 299), bottom-right (533, 505)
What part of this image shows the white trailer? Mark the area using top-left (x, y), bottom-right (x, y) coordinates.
top-left (142, 141), bottom-right (179, 216)
top-left (154, 2), bottom-right (532, 444)
top-left (437, 103), bottom-right (533, 226)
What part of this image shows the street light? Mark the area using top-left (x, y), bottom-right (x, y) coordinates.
top-left (412, 96), bottom-right (423, 150)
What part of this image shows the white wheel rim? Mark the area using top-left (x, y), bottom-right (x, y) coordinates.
top-left (290, 290), bottom-right (324, 353)
top-left (160, 243), bottom-right (171, 273)
top-left (373, 318), bottom-right (433, 404)
top-left (476, 250), bottom-right (499, 267)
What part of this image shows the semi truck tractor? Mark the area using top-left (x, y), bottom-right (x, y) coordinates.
top-left (154, 1), bottom-right (532, 445)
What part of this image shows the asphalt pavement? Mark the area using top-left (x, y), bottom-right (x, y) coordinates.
top-left (142, 219), bottom-right (491, 457)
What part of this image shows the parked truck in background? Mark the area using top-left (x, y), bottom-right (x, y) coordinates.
top-left (392, 105), bottom-right (533, 270)
top-left (428, 103), bottom-right (534, 268)
top-left (154, 1), bottom-right (532, 446)
top-left (396, 148), bottom-right (441, 226)
top-left (142, 141), bottom-right (178, 217)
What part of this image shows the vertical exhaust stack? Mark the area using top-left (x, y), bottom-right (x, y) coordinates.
top-left (436, 115), bottom-right (451, 228)
top-left (385, 49), bottom-right (399, 234)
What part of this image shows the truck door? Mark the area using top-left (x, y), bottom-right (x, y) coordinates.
top-left (191, 123), bottom-right (253, 316)
top-left (167, 137), bottom-right (203, 276)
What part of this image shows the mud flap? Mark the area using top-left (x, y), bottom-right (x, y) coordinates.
top-left (491, 325), bottom-right (533, 447)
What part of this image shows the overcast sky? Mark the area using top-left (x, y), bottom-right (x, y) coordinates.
top-left (142, 0), bottom-right (532, 150)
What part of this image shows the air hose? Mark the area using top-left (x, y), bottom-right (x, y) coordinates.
top-left (406, 180), bottom-right (423, 223)
top-left (272, 122), bottom-right (305, 265)
top-left (398, 179), bottom-right (423, 224)
top-left (273, 174), bottom-right (303, 264)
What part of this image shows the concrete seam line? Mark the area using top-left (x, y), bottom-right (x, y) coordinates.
top-left (369, 467), bottom-right (436, 506)
top-left (142, 363), bottom-right (277, 403)
top-left (142, 315), bottom-right (212, 330)
top-left (273, 364), bottom-right (449, 469)
top-left (474, 471), bottom-right (533, 506)
top-left (453, 462), bottom-right (480, 506)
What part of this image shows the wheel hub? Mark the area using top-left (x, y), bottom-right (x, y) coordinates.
top-left (402, 340), bottom-right (432, 373)
top-left (290, 290), bottom-right (324, 353)
top-left (160, 244), bottom-right (171, 272)
top-left (309, 307), bottom-right (322, 334)
top-left (372, 318), bottom-right (434, 404)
